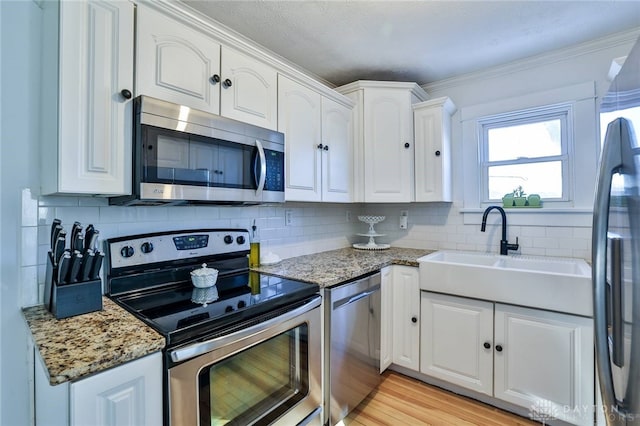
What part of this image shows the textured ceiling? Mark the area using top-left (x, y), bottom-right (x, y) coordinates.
top-left (181, 1), bottom-right (640, 86)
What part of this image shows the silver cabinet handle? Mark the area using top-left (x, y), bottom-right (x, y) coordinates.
top-left (254, 139), bottom-right (267, 195)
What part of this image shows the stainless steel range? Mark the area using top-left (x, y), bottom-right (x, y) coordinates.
top-left (105, 229), bottom-right (322, 426)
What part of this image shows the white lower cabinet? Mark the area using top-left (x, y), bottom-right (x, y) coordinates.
top-left (420, 291), bottom-right (594, 425)
top-left (36, 352), bottom-right (162, 426)
top-left (380, 266), bottom-right (420, 373)
top-left (420, 292), bottom-right (494, 395)
top-left (391, 266), bottom-right (421, 371)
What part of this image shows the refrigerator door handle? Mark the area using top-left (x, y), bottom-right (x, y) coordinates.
top-left (609, 235), bottom-right (624, 368)
top-left (593, 118), bottom-right (626, 420)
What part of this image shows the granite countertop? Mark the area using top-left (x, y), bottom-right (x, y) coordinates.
top-left (23, 297), bottom-right (165, 385)
top-left (252, 247), bottom-right (434, 288)
top-left (24, 246), bottom-right (433, 385)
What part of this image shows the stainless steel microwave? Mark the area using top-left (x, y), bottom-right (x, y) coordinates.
top-left (110, 96), bottom-right (285, 206)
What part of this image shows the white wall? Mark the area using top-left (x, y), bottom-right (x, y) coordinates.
top-left (1, 1), bottom-right (43, 425)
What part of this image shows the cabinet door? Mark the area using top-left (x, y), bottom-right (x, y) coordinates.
top-left (363, 89), bottom-right (414, 202)
top-left (136, 4), bottom-right (220, 114)
top-left (70, 353), bottom-right (162, 426)
top-left (278, 76), bottom-right (322, 202)
top-left (392, 266), bottom-right (421, 371)
top-left (494, 304), bottom-right (594, 425)
top-left (380, 266), bottom-right (393, 372)
top-left (321, 97), bottom-right (353, 202)
top-left (220, 47), bottom-right (277, 130)
top-left (54, 0), bottom-right (133, 195)
top-left (420, 292), bottom-right (494, 395)
top-left (414, 97), bottom-right (455, 202)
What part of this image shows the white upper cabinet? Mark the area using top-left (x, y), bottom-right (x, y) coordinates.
top-left (41, 0), bottom-right (134, 195)
top-left (219, 47), bottom-right (278, 130)
top-left (279, 75), bottom-right (353, 202)
top-left (136, 3), bottom-right (221, 114)
top-left (337, 81), bottom-right (429, 203)
top-left (321, 97), bottom-right (353, 202)
top-left (414, 97), bottom-right (456, 202)
top-left (136, 4), bottom-right (278, 130)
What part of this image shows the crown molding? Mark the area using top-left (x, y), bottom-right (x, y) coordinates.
top-left (336, 80), bottom-right (429, 101)
top-left (423, 28), bottom-right (640, 94)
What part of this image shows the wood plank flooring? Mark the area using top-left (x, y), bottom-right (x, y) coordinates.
top-left (342, 371), bottom-right (539, 426)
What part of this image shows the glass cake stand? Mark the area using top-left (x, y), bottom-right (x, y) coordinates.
top-left (353, 215), bottom-right (390, 250)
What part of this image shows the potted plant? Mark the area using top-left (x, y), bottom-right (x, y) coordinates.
top-left (502, 193), bottom-right (514, 208)
top-left (512, 186), bottom-right (527, 206)
top-left (527, 193), bottom-right (541, 207)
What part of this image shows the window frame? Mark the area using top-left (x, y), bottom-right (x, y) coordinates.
top-left (477, 103), bottom-right (574, 203)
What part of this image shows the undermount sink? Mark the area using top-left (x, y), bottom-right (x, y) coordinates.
top-left (418, 251), bottom-right (592, 316)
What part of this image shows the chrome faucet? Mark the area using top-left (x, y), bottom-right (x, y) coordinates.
top-left (481, 206), bottom-right (519, 255)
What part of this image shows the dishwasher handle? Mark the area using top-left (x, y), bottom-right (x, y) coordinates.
top-left (333, 284), bottom-right (380, 310)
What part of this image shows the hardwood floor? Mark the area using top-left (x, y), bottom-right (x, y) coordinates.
top-left (342, 371), bottom-right (539, 426)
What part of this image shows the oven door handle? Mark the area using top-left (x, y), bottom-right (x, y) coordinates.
top-left (170, 295), bottom-right (321, 363)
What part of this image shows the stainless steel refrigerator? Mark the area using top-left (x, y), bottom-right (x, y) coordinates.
top-left (593, 37), bottom-right (640, 425)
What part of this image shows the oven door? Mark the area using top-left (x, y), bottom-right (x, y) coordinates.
top-left (168, 296), bottom-right (322, 426)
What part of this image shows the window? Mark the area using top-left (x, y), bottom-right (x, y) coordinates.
top-left (479, 104), bottom-right (572, 202)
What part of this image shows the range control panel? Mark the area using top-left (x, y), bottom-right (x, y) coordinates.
top-left (107, 229), bottom-right (250, 269)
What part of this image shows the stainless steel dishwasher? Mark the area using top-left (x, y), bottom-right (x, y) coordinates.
top-left (324, 272), bottom-right (381, 426)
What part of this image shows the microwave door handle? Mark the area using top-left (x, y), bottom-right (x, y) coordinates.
top-left (254, 139), bottom-right (267, 195)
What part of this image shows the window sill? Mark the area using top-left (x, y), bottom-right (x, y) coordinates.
top-left (460, 208), bottom-right (593, 227)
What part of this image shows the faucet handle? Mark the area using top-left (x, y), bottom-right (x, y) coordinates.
top-left (507, 237), bottom-right (520, 252)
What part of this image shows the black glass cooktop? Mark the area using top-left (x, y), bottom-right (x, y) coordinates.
top-left (111, 271), bottom-right (318, 347)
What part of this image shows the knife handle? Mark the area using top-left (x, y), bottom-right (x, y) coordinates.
top-left (74, 234), bottom-right (84, 252)
top-left (90, 252), bottom-right (104, 281)
top-left (67, 251), bottom-right (83, 284)
top-left (80, 250), bottom-right (95, 282)
top-left (57, 252), bottom-right (71, 285)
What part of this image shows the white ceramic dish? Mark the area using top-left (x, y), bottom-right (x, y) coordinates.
top-left (260, 252), bottom-right (282, 266)
top-left (190, 263), bottom-right (219, 288)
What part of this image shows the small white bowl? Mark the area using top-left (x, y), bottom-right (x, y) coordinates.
top-left (260, 251), bottom-right (282, 265)
top-left (190, 263), bottom-right (219, 288)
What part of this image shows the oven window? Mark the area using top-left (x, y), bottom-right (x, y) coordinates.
top-left (198, 324), bottom-right (309, 426)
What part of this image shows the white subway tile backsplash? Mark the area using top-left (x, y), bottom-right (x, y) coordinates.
top-left (38, 195), bottom-right (80, 207)
top-left (21, 227), bottom-right (38, 267)
top-left (22, 189), bottom-right (38, 227)
top-left (20, 265), bottom-right (39, 307)
top-left (20, 195), bottom-right (594, 307)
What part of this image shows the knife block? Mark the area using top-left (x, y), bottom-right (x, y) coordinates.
top-left (45, 253), bottom-right (103, 319)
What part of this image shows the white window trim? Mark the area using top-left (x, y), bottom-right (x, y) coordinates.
top-left (461, 82), bottom-right (598, 226)
top-left (478, 103), bottom-right (573, 203)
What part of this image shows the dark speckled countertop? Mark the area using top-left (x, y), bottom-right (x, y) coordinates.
top-left (23, 297), bottom-right (165, 385)
top-left (252, 247), bottom-right (434, 288)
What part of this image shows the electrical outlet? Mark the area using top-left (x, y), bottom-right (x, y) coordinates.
top-left (346, 211), bottom-right (352, 222)
top-left (285, 209), bottom-right (293, 226)
top-left (400, 210), bottom-right (408, 229)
